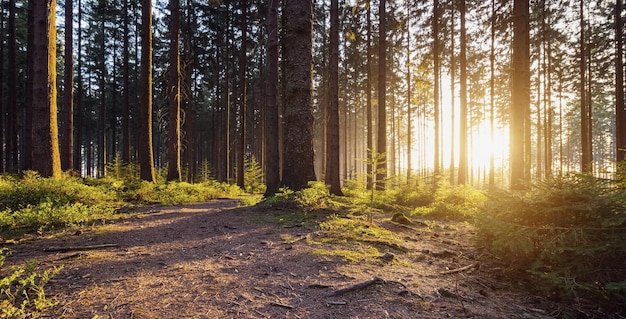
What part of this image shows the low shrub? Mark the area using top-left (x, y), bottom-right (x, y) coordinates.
top-left (476, 174), bottom-right (626, 309)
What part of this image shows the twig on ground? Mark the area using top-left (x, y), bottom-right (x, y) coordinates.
top-left (44, 244), bottom-right (119, 252)
top-left (326, 277), bottom-right (384, 297)
top-left (441, 263), bottom-right (477, 275)
top-left (270, 301), bottom-right (294, 309)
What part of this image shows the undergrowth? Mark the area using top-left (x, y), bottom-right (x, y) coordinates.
top-left (0, 248), bottom-right (61, 318)
top-left (476, 174), bottom-right (626, 310)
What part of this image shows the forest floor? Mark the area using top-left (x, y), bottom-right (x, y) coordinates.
top-left (2, 198), bottom-right (574, 318)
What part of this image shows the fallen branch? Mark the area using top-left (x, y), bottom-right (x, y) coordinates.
top-left (270, 301), bottom-right (294, 309)
top-left (326, 277), bottom-right (384, 297)
top-left (441, 263), bottom-right (477, 275)
top-left (44, 244), bottom-right (119, 252)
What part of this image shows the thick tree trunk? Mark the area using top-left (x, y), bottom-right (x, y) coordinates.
top-left (325, 0), bottom-right (342, 195)
top-left (510, 0), bottom-right (530, 189)
top-left (139, 0), bottom-right (156, 182)
top-left (167, 0), bottom-right (182, 181)
top-left (32, 0), bottom-right (61, 178)
top-left (282, 0), bottom-right (316, 191)
top-left (264, 0), bottom-right (280, 196)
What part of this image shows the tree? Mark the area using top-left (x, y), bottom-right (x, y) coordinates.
top-left (376, 0), bottom-right (387, 190)
top-left (579, 0), bottom-right (592, 173)
top-left (325, 0), bottom-right (342, 196)
top-left (457, 0), bottom-right (468, 185)
top-left (264, 0), bottom-right (280, 197)
top-left (366, 0), bottom-right (373, 190)
top-left (510, 0), bottom-right (530, 189)
top-left (32, 0), bottom-right (61, 178)
top-left (7, 0), bottom-right (17, 172)
top-left (122, 0), bottom-right (131, 164)
top-left (433, 0), bottom-right (440, 177)
top-left (167, 0), bottom-right (182, 181)
top-left (237, 0), bottom-right (247, 189)
top-left (62, 0), bottom-right (74, 172)
top-left (139, 0), bottom-right (156, 182)
top-left (282, 0), bottom-right (316, 190)
top-left (617, 0), bottom-right (626, 163)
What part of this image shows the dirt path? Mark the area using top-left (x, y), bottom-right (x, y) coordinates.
top-left (3, 199), bottom-right (557, 318)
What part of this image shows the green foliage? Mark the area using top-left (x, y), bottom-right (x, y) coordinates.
top-left (264, 182), bottom-right (339, 210)
top-left (0, 248), bottom-right (61, 318)
top-left (244, 157), bottom-right (265, 194)
top-left (0, 172), bottom-right (243, 234)
top-left (476, 174), bottom-right (626, 307)
top-left (405, 181), bottom-right (486, 220)
top-left (196, 160), bottom-right (213, 183)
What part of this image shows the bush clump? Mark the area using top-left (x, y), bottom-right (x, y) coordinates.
top-left (476, 174), bottom-right (626, 309)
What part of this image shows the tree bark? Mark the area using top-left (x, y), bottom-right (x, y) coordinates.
top-left (122, 0), bottom-right (131, 164)
top-left (237, 0), bottom-right (247, 189)
top-left (325, 0), bottom-right (342, 195)
top-left (281, 0), bottom-right (316, 191)
top-left (7, 0), bottom-right (17, 172)
top-left (510, 0), bottom-right (530, 189)
top-left (580, 0), bottom-right (592, 173)
top-left (617, 0), bottom-right (626, 163)
top-left (366, 0), bottom-right (373, 189)
top-left (376, 0), bottom-right (387, 190)
top-left (458, 0), bottom-right (468, 185)
top-left (264, 0), bottom-right (280, 196)
top-left (139, 0), bottom-right (156, 182)
top-left (167, 0), bottom-right (182, 181)
top-left (32, 0), bottom-right (61, 178)
top-left (433, 0), bottom-right (441, 178)
top-left (62, 0), bottom-right (74, 172)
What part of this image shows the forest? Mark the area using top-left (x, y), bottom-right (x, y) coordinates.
top-left (0, 0), bottom-right (626, 317)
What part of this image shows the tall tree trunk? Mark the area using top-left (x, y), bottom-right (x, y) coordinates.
top-left (7, 0), bottom-right (17, 172)
top-left (457, 0), bottom-right (468, 185)
top-left (376, 0), bottom-right (387, 190)
top-left (122, 0), bottom-right (131, 164)
top-left (183, 0), bottom-right (195, 182)
top-left (75, 0), bottom-right (83, 172)
top-left (325, 0), bottom-right (342, 195)
top-left (489, 0), bottom-right (496, 188)
top-left (139, 0), bottom-right (156, 182)
top-left (543, 0), bottom-right (553, 178)
top-left (98, 5), bottom-right (106, 177)
top-left (449, 5), bottom-right (455, 185)
top-left (282, 0), bottom-right (316, 190)
top-left (32, 0), bottom-right (61, 178)
top-left (366, 0), bottom-right (373, 189)
top-left (62, 0), bottom-right (74, 172)
top-left (617, 0), bottom-right (626, 163)
top-left (580, 0), bottom-right (592, 173)
top-left (264, 0), bottom-right (280, 196)
top-left (0, 4), bottom-right (4, 172)
top-left (406, 1), bottom-right (412, 182)
top-left (510, 0), bottom-right (530, 189)
top-left (237, 0), bottom-right (247, 188)
top-left (167, 0), bottom-right (182, 181)
top-left (433, 0), bottom-right (440, 177)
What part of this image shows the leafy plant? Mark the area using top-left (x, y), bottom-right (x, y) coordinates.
top-left (0, 248), bottom-right (61, 318)
top-left (244, 157), bottom-right (265, 194)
